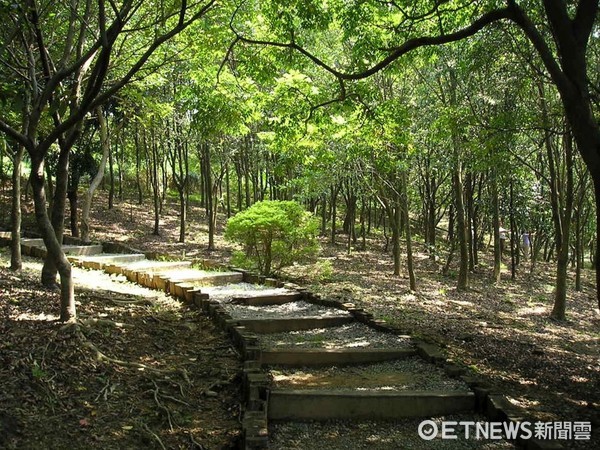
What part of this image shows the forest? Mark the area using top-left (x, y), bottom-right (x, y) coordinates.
top-left (0, 1), bottom-right (599, 449)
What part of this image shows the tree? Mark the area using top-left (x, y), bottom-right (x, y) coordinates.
top-left (232, 0), bottom-right (600, 316)
top-left (225, 200), bottom-right (319, 275)
top-left (80, 107), bottom-right (110, 243)
top-left (0, 0), bottom-right (217, 321)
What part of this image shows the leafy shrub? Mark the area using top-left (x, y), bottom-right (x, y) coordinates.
top-left (225, 200), bottom-right (319, 275)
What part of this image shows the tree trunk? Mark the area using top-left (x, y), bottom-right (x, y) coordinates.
top-left (509, 178), bottom-right (517, 280)
top-left (42, 144), bottom-right (70, 288)
top-left (465, 172), bottom-right (475, 272)
top-left (330, 184), bottom-right (339, 245)
top-left (67, 189), bottom-right (79, 238)
top-left (402, 171), bottom-right (416, 290)
top-left (551, 130), bottom-right (574, 320)
top-left (391, 203), bottom-right (401, 276)
top-left (10, 144), bottom-right (24, 271)
top-left (492, 168), bottom-right (501, 283)
top-left (135, 123), bottom-right (143, 205)
top-left (150, 126), bottom-right (160, 236)
top-left (448, 69), bottom-right (469, 291)
top-left (202, 143), bottom-right (216, 251)
top-left (225, 162), bottom-right (231, 218)
top-left (30, 156), bottom-right (75, 321)
top-left (321, 193), bottom-right (327, 237)
top-left (82, 107), bottom-right (110, 242)
top-left (108, 142), bottom-right (115, 210)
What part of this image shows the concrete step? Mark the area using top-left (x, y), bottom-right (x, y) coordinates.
top-left (261, 347), bottom-right (417, 367)
top-left (154, 269), bottom-right (244, 291)
top-left (21, 239), bottom-right (103, 257)
top-left (232, 292), bottom-right (303, 306)
top-left (268, 390), bottom-right (475, 420)
top-left (69, 253), bottom-right (146, 270)
top-left (21, 238), bottom-right (45, 246)
top-left (233, 316), bottom-right (354, 334)
top-left (61, 244), bottom-right (103, 255)
top-left (104, 260), bottom-right (193, 285)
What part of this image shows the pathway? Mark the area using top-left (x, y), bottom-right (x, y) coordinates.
top-left (16, 237), bottom-right (560, 449)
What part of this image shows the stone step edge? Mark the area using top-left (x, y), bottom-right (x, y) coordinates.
top-left (267, 390), bottom-right (476, 420)
top-left (260, 347), bottom-right (417, 367)
top-left (230, 316), bottom-right (354, 334)
top-left (190, 285), bottom-right (564, 450)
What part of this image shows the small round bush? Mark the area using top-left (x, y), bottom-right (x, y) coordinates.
top-left (225, 200), bottom-right (319, 275)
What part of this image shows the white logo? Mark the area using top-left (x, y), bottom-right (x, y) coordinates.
top-left (418, 420), bottom-right (438, 440)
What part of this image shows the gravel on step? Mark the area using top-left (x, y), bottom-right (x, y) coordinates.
top-left (269, 415), bottom-right (516, 449)
top-left (222, 300), bottom-right (351, 320)
top-left (201, 282), bottom-right (294, 300)
top-left (269, 357), bottom-right (469, 392)
top-left (258, 322), bottom-right (412, 349)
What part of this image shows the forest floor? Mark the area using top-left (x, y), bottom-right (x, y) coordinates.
top-left (0, 247), bottom-right (241, 447)
top-left (1, 191), bottom-right (599, 449)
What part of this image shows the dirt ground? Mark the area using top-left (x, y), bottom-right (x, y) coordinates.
top-left (0, 250), bottom-right (241, 449)
top-left (1, 191), bottom-right (599, 448)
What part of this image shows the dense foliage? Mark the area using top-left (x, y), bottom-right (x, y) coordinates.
top-left (0, 1), bottom-right (598, 321)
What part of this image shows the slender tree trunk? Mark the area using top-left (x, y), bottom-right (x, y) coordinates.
top-left (510, 178), bottom-right (517, 280)
top-left (135, 123), bottom-right (143, 205)
top-left (117, 131), bottom-right (124, 201)
top-left (330, 184), bottom-right (339, 245)
top-left (391, 204), bottom-right (401, 276)
top-left (225, 162), bottom-right (231, 218)
top-left (202, 143), bottom-right (216, 251)
top-left (244, 147), bottom-right (251, 208)
top-left (10, 144), bottom-right (24, 271)
top-left (449, 69), bottom-right (469, 291)
top-left (67, 189), bottom-right (79, 238)
top-left (575, 209), bottom-right (582, 292)
top-left (492, 169), bottom-right (502, 283)
top-left (81, 107), bottom-right (110, 242)
top-left (150, 126), bottom-right (160, 236)
top-left (402, 171), bottom-right (416, 290)
top-left (360, 197), bottom-right (366, 250)
top-left (108, 142), bottom-right (115, 210)
top-left (466, 172), bottom-right (475, 272)
top-left (321, 193), bottom-right (327, 237)
top-left (551, 130), bottom-right (574, 320)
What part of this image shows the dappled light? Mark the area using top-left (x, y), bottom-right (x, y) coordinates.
top-left (0, 249), bottom-right (241, 449)
top-left (1, 1), bottom-right (599, 447)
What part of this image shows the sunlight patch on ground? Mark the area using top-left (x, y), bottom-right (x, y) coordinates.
top-left (516, 305), bottom-right (548, 316)
top-left (15, 312), bottom-right (60, 321)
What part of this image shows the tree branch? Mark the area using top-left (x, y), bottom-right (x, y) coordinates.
top-left (232, 8), bottom-right (514, 81)
top-left (573, 0), bottom-right (599, 47)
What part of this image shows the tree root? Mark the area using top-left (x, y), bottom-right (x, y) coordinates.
top-left (139, 422), bottom-right (167, 450)
top-left (79, 318), bottom-right (135, 329)
top-left (85, 293), bottom-right (157, 306)
top-left (64, 322), bottom-right (184, 377)
top-left (150, 380), bottom-right (174, 431)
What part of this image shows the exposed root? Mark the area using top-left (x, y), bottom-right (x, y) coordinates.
top-left (139, 422), bottom-right (167, 450)
top-left (150, 380), bottom-right (174, 431)
top-left (85, 293), bottom-right (157, 306)
top-left (65, 322), bottom-right (170, 374)
top-left (188, 432), bottom-right (206, 449)
top-left (79, 318), bottom-right (135, 329)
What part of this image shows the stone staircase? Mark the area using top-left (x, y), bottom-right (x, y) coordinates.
top-left (9, 237), bottom-right (560, 450)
